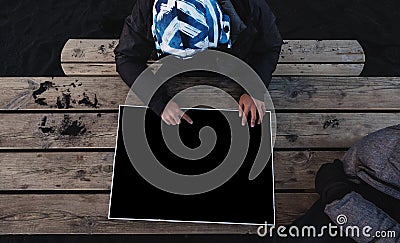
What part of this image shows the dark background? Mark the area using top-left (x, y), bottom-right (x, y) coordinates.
top-left (1, 0), bottom-right (400, 77)
top-left (1, 0), bottom-right (399, 242)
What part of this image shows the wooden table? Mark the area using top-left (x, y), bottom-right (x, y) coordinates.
top-left (1, 39), bottom-right (398, 234)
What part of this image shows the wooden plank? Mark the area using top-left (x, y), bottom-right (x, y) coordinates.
top-left (274, 151), bottom-right (344, 189)
top-left (166, 76), bottom-right (400, 110)
top-left (276, 113), bottom-right (400, 148)
top-left (0, 113), bottom-right (118, 149)
top-left (0, 77), bottom-right (138, 110)
top-left (273, 64), bottom-right (364, 76)
top-left (279, 40), bottom-right (365, 63)
top-left (2, 77), bottom-right (400, 111)
top-left (0, 113), bottom-right (398, 149)
top-left (61, 63), bottom-right (364, 77)
top-left (270, 77), bottom-right (400, 110)
top-left (61, 39), bottom-right (365, 63)
top-left (62, 63), bottom-right (118, 77)
top-left (0, 151), bottom-right (344, 191)
top-left (0, 152), bottom-right (114, 191)
top-left (62, 39), bottom-right (119, 63)
top-left (276, 193), bottom-right (319, 225)
top-left (0, 193), bottom-right (319, 233)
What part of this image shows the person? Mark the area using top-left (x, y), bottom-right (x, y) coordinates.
top-left (114, 0), bottom-right (282, 126)
top-left (271, 125), bottom-right (400, 242)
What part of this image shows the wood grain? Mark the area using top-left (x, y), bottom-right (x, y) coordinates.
top-left (0, 38), bottom-right (373, 235)
top-left (276, 113), bottom-right (400, 148)
top-left (61, 39), bottom-right (119, 63)
top-left (0, 152), bottom-right (114, 191)
top-left (273, 151), bottom-right (344, 189)
top-left (0, 113), bottom-right (118, 149)
top-left (61, 39), bottom-right (365, 63)
top-left (0, 193), bottom-right (319, 234)
top-left (61, 39), bottom-right (365, 76)
top-left (3, 77), bottom-right (398, 111)
top-left (0, 77), bottom-right (139, 110)
top-left (0, 151), bottom-right (344, 191)
top-left (61, 63), bottom-right (365, 77)
top-left (273, 64), bottom-right (364, 76)
top-left (0, 112), bottom-right (398, 149)
top-left (279, 40), bottom-right (365, 63)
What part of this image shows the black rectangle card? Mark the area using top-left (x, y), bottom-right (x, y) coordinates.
top-left (109, 106), bottom-right (275, 226)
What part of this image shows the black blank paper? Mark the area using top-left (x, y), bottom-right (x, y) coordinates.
top-left (109, 106), bottom-right (275, 225)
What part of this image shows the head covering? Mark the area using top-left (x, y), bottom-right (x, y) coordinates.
top-left (341, 124), bottom-right (400, 200)
top-left (152, 0), bottom-right (230, 58)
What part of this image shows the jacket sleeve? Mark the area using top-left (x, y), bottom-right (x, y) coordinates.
top-left (114, 0), bottom-right (170, 115)
top-left (247, 0), bottom-right (282, 92)
top-left (325, 191), bottom-right (400, 242)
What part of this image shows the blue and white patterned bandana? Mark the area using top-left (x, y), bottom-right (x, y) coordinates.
top-left (152, 0), bottom-right (231, 58)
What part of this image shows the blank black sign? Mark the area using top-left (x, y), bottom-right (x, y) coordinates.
top-left (109, 106), bottom-right (275, 225)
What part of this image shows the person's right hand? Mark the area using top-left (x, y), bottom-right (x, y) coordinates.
top-left (161, 101), bottom-right (193, 126)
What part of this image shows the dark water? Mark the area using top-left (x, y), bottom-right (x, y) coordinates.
top-left (1, 0), bottom-right (400, 77)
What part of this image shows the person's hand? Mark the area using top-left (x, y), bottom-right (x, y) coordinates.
top-left (161, 101), bottom-right (193, 126)
top-left (239, 94), bottom-right (266, 127)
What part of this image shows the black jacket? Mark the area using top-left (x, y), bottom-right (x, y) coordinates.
top-left (115, 0), bottom-right (283, 115)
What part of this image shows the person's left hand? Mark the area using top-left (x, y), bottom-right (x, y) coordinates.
top-left (238, 94), bottom-right (266, 127)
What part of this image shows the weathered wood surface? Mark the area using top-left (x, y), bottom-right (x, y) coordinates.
top-left (61, 39), bottom-right (365, 63)
top-left (0, 152), bottom-right (115, 191)
top-left (273, 151), bottom-right (344, 189)
top-left (0, 113), bottom-right (118, 149)
top-left (0, 39), bottom-right (377, 234)
top-left (0, 77), bottom-right (141, 110)
top-left (61, 39), bottom-right (365, 76)
top-left (2, 77), bottom-right (400, 111)
top-left (273, 64), bottom-right (364, 76)
top-left (61, 39), bottom-right (119, 63)
top-left (0, 193), bottom-right (319, 233)
top-left (61, 63), bottom-right (365, 77)
top-left (0, 151), bottom-right (343, 191)
top-left (279, 40), bottom-right (365, 63)
top-left (0, 113), bottom-right (398, 149)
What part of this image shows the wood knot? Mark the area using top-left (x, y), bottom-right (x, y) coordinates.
top-left (81, 216), bottom-right (96, 228)
top-left (285, 135), bottom-right (299, 143)
top-left (290, 90), bottom-right (300, 98)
